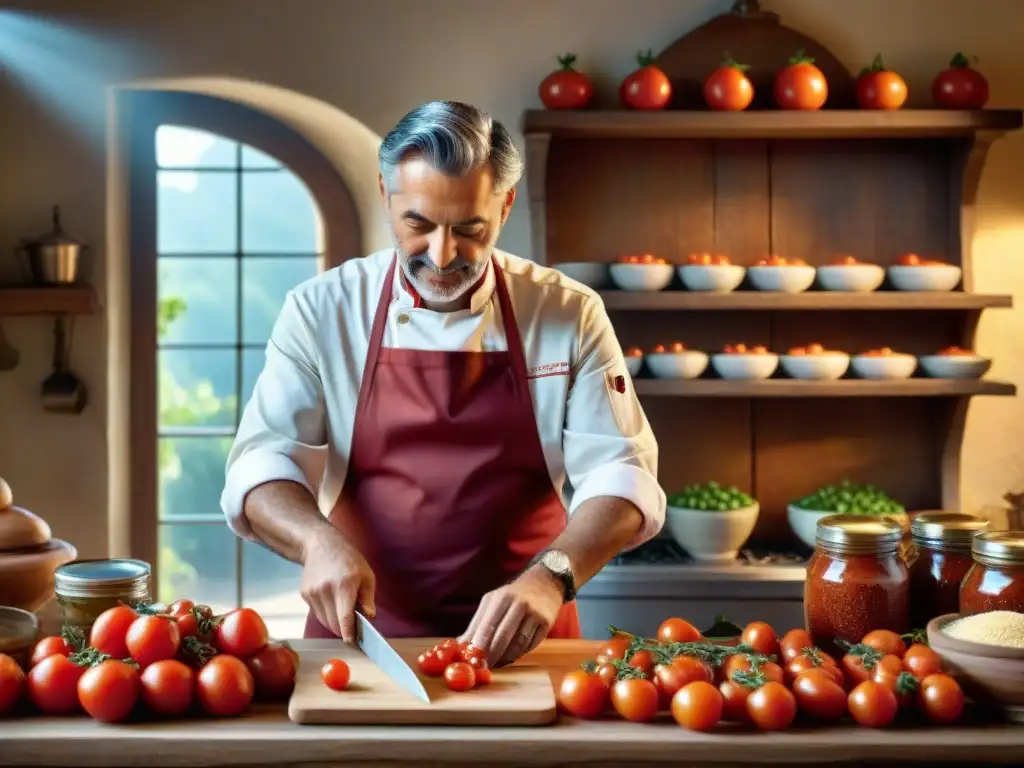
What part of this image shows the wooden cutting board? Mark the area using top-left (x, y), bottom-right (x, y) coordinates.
top-left (287, 638), bottom-right (557, 726)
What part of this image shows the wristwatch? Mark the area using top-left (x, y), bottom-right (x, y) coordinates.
top-left (529, 549), bottom-right (577, 603)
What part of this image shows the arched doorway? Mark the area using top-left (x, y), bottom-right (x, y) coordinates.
top-left (122, 90), bottom-right (362, 635)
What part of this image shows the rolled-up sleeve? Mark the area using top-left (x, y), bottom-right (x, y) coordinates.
top-left (220, 291), bottom-right (328, 540)
top-left (563, 295), bottom-right (666, 550)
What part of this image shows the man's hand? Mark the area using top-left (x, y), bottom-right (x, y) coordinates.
top-left (300, 530), bottom-right (377, 644)
top-left (460, 567), bottom-right (563, 668)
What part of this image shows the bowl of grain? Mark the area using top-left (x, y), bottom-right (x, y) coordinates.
top-left (927, 611), bottom-right (1024, 722)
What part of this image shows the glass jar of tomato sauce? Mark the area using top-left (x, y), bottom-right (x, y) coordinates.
top-left (804, 515), bottom-right (909, 658)
top-left (909, 512), bottom-right (988, 627)
top-left (959, 531), bottom-right (1024, 616)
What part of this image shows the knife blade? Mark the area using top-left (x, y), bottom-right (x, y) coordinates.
top-left (355, 612), bottom-right (431, 703)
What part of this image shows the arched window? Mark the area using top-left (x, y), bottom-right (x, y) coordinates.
top-left (124, 91), bottom-right (361, 636)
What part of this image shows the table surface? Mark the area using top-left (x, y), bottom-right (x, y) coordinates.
top-left (1, 640), bottom-right (1021, 768)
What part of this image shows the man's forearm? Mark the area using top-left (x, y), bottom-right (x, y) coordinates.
top-left (243, 480), bottom-right (337, 564)
top-left (540, 496), bottom-right (644, 588)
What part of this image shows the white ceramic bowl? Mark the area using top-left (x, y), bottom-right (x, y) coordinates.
top-left (850, 353), bottom-right (918, 380)
top-left (712, 353), bottom-right (779, 380)
top-left (555, 262), bottom-right (609, 289)
top-left (787, 504), bottom-right (832, 549)
top-left (780, 352), bottom-right (851, 380)
top-left (644, 351), bottom-right (709, 379)
top-left (666, 503), bottom-right (760, 562)
top-left (747, 265), bottom-right (817, 293)
top-left (919, 355), bottom-right (992, 380)
top-left (816, 264), bottom-right (885, 292)
top-left (678, 264), bottom-right (746, 293)
top-left (887, 264), bottom-right (962, 292)
top-left (609, 263), bottom-right (675, 292)
top-left (624, 355), bottom-right (644, 377)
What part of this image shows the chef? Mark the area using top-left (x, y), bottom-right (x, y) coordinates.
top-left (220, 100), bottom-right (665, 667)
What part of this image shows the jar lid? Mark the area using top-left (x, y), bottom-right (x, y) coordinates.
top-left (816, 514), bottom-right (904, 553)
top-left (972, 531), bottom-right (1024, 566)
top-left (911, 512), bottom-right (988, 549)
top-left (55, 558), bottom-right (150, 592)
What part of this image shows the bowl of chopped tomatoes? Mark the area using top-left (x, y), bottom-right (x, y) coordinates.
top-left (850, 348), bottom-right (918, 380)
top-left (609, 254), bottom-right (675, 291)
top-left (919, 347), bottom-right (991, 379)
top-left (780, 344), bottom-right (851, 380)
top-left (645, 342), bottom-right (709, 379)
top-left (623, 347), bottom-right (645, 377)
top-left (678, 253), bottom-right (746, 293)
top-left (712, 344), bottom-right (779, 380)
top-left (817, 256), bottom-right (885, 292)
top-left (888, 254), bottom-right (962, 292)
top-left (747, 256), bottom-right (816, 294)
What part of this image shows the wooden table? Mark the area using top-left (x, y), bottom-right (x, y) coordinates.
top-left (1, 641), bottom-right (1021, 767)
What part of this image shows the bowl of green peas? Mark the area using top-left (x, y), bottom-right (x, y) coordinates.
top-left (665, 482), bottom-right (759, 562)
top-left (788, 480), bottom-right (908, 549)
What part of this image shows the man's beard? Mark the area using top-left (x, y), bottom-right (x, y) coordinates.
top-left (397, 246), bottom-right (491, 304)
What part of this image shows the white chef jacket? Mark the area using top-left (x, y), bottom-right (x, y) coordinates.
top-left (220, 248), bottom-right (665, 550)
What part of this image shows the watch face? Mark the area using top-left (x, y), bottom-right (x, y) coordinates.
top-left (543, 549), bottom-right (572, 575)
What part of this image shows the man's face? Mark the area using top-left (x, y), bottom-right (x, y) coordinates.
top-left (380, 156), bottom-right (515, 308)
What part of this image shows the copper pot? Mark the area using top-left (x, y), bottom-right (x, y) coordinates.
top-left (0, 476), bottom-right (77, 612)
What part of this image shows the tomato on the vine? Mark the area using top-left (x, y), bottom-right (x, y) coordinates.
top-left (89, 605), bottom-right (138, 659)
top-left (786, 648), bottom-right (841, 685)
top-left (919, 673), bottom-right (964, 723)
top-left (792, 667), bottom-right (847, 721)
top-left (842, 649), bottom-right (901, 686)
top-left (246, 641), bottom-right (298, 699)
top-left (856, 55), bottom-right (908, 110)
top-left (30, 636), bottom-right (74, 667)
top-left (654, 659), bottom-right (709, 706)
top-left (620, 49), bottom-right (672, 110)
top-left (140, 658), bottom-right (194, 716)
top-left (848, 680), bottom-right (898, 728)
top-left (671, 680), bottom-right (723, 731)
top-left (167, 599), bottom-right (195, 618)
top-left (657, 617), bottom-right (701, 644)
top-left (872, 665), bottom-right (919, 709)
top-left (741, 621), bottom-right (779, 658)
top-left (774, 49), bottom-right (828, 110)
top-left (78, 660), bottom-right (139, 723)
top-left (902, 643), bottom-right (943, 680)
top-left (779, 628), bottom-right (813, 662)
top-left (610, 677), bottom-right (659, 722)
top-left (215, 608), bottom-right (268, 659)
top-left (704, 57), bottom-right (754, 111)
top-left (27, 654), bottom-right (84, 715)
top-left (626, 649), bottom-right (655, 677)
top-left (595, 635), bottom-right (631, 664)
top-left (595, 662), bottom-right (618, 687)
top-left (539, 53), bottom-right (593, 110)
top-left (718, 679), bottom-right (752, 722)
top-left (444, 662), bottom-right (476, 692)
top-left (321, 658), bottom-right (351, 691)
top-left (932, 52), bottom-right (989, 109)
top-left (861, 629), bottom-right (907, 658)
top-left (0, 654), bottom-right (25, 715)
top-left (745, 681), bottom-right (797, 730)
top-left (196, 654), bottom-right (254, 717)
top-left (558, 669), bottom-right (608, 718)
top-left (126, 615), bottom-right (181, 668)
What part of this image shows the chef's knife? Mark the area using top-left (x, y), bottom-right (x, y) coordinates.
top-left (355, 611), bottom-right (431, 703)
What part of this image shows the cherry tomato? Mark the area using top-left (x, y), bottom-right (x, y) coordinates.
top-left (902, 643), bottom-right (943, 680)
top-left (196, 654), bottom-right (255, 717)
top-left (175, 612), bottom-right (200, 639)
top-left (792, 667), bottom-right (847, 721)
top-left (670, 680), bottom-right (722, 731)
top-left (214, 608), bottom-right (268, 659)
top-left (27, 654), bottom-right (84, 714)
top-left (654, 659), bottom-right (710, 707)
top-left (843, 651), bottom-right (901, 686)
top-left (417, 649), bottom-right (447, 677)
top-left (140, 658), bottom-right (194, 716)
top-left (30, 636), bottom-right (74, 667)
top-left (460, 644), bottom-right (486, 664)
top-left (856, 55), bottom-right (908, 110)
top-left (626, 649), bottom-right (655, 677)
top-left (595, 635), bottom-right (631, 664)
top-left (321, 658), bottom-right (351, 691)
top-left (538, 53), bottom-right (594, 110)
top-left (466, 655), bottom-right (488, 672)
top-left (167, 599), bottom-right (195, 618)
top-left (126, 615), bottom-right (181, 668)
top-left (932, 52), bottom-right (989, 109)
top-left (474, 666), bottom-right (492, 687)
top-left (745, 681), bottom-right (797, 730)
top-left (718, 679), bottom-right (752, 722)
top-left (861, 629), bottom-right (907, 658)
top-left (620, 50), bottom-right (672, 110)
top-left (78, 660), bottom-right (139, 723)
top-left (610, 678), bottom-right (659, 722)
top-left (919, 673), bottom-right (964, 724)
top-left (558, 670), bottom-right (608, 718)
top-left (704, 58), bottom-right (754, 111)
top-left (848, 680), bottom-right (898, 728)
top-left (434, 643), bottom-right (460, 666)
top-left (779, 629), bottom-right (814, 662)
top-left (741, 621), bottom-right (779, 658)
top-left (872, 665), bottom-right (919, 709)
top-left (89, 605), bottom-right (138, 659)
top-left (656, 617), bottom-right (701, 644)
top-left (595, 662), bottom-right (618, 687)
top-left (246, 642), bottom-right (298, 700)
top-left (774, 50), bottom-right (828, 110)
top-left (444, 662), bottom-right (476, 692)
top-left (787, 649), bottom-right (841, 685)
top-left (0, 653), bottom-right (26, 715)
top-left (672, 655), bottom-right (713, 682)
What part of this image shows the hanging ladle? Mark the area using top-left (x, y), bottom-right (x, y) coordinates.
top-left (40, 317), bottom-right (86, 414)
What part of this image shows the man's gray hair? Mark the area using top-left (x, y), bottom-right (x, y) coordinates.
top-left (379, 101), bottom-right (523, 194)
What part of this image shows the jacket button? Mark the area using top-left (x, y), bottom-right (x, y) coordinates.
top-left (397, 313), bottom-right (410, 325)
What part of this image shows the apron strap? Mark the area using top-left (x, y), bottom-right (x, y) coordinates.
top-left (489, 258), bottom-right (535, 415)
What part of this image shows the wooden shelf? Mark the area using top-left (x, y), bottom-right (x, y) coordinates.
top-left (0, 286), bottom-right (99, 316)
top-left (633, 379), bottom-right (1016, 398)
top-left (523, 109), bottom-right (1024, 140)
top-left (599, 291), bottom-right (1012, 311)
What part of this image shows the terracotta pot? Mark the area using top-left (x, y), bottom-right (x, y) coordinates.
top-left (0, 477), bottom-right (77, 613)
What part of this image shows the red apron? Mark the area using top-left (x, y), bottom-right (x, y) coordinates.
top-left (304, 256), bottom-right (581, 640)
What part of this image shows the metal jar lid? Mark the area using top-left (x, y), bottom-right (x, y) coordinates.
top-left (911, 512), bottom-right (988, 552)
top-left (972, 531), bottom-right (1024, 567)
top-left (54, 558), bottom-right (151, 598)
top-left (815, 514), bottom-right (904, 555)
